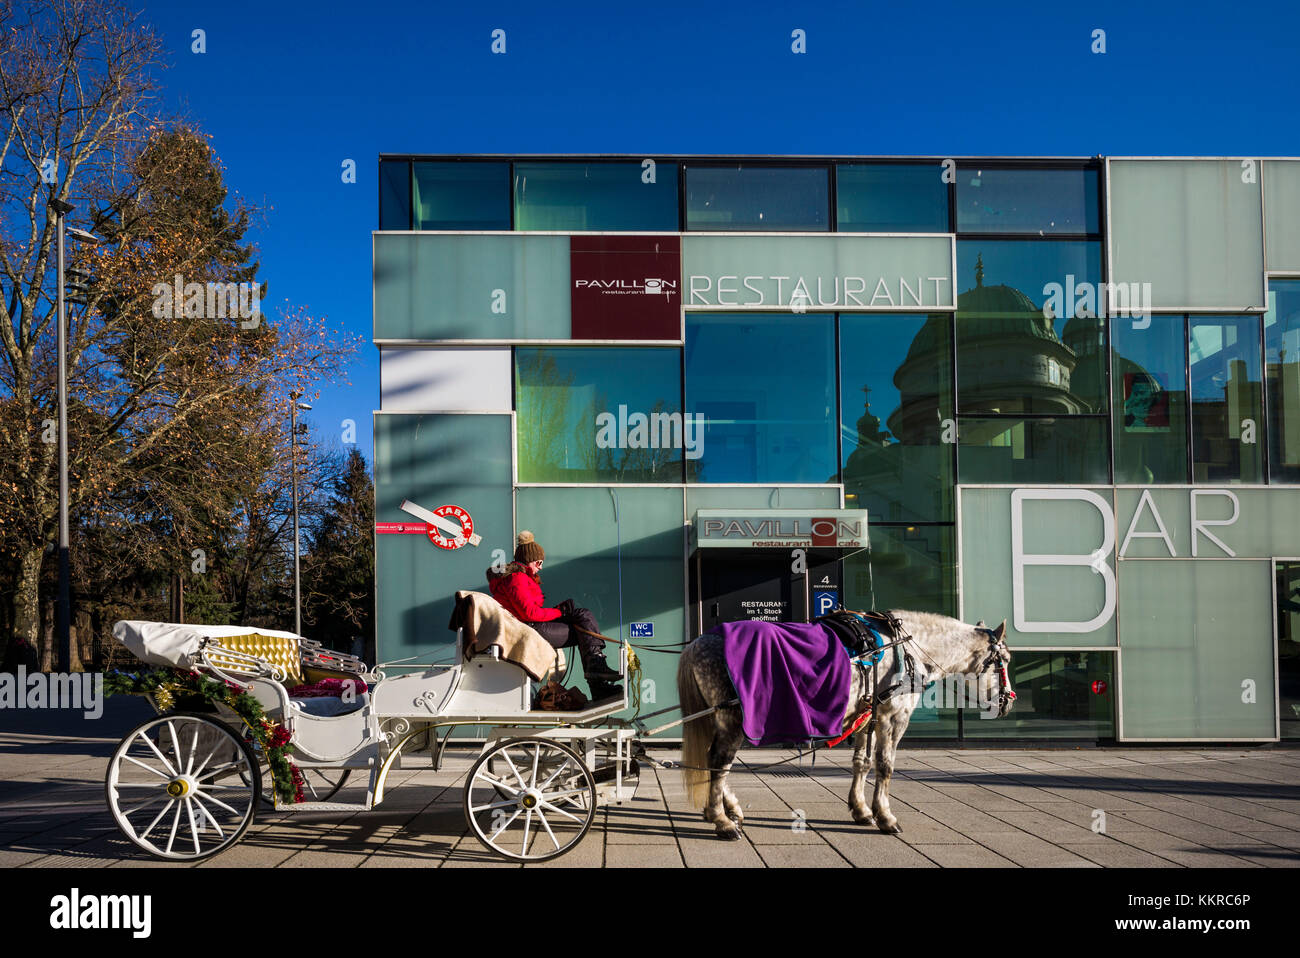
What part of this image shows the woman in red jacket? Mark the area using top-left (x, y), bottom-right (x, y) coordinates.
top-left (486, 531), bottom-right (622, 695)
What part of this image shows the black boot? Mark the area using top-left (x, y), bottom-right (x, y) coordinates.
top-left (581, 654), bottom-right (622, 683)
top-left (571, 609), bottom-right (621, 683)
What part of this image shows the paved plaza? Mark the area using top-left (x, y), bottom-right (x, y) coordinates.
top-left (2, 704), bottom-right (1298, 868)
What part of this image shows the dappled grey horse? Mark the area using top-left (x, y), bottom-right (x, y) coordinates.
top-left (676, 611), bottom-right (1014, 838)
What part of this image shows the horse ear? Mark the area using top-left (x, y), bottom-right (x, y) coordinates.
top-left (975, 619), bottom-right (985, 628)
top-left (994, 619), bottom-right (1007, 639)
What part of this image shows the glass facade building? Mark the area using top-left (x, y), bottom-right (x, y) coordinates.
top-left (373, 154), bottom-right (1300, 743)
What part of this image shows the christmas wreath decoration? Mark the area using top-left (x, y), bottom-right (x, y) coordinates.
top-left (105, 669), bottom-right (304, 805)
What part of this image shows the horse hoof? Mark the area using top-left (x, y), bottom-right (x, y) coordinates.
top-left (876, 821), bottom-right (902, 835)
top-left (716, 825), bottom-right (742, 841)
top-left (852, 812), bottom-right (876, 826)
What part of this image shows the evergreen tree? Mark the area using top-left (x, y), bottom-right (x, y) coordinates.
top-left (301, 449), bottom-right (374, 657)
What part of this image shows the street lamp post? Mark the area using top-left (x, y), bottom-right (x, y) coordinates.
top-left (290, 394), bottom-right (312, 636)
top-left (48, 198), bottom-right (100, 672)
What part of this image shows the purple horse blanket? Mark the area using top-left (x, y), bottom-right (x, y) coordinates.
top-left (710, 620), bottom-right (852, 747)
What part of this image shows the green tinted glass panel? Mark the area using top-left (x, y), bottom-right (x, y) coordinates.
top-left (686, 487), bottom-right (839, 514)
top-left (413, 161), bottom-right (510, 230)
top-left (956, 167), bottom-right (1099, 234)
top-left (1276, 561), bottom-right (1300, 740)
top-left (1115, 486), bottom-right (1300, 560)
top-left (686, 165), bottom-right (829, 231)
top-left (1119, 560), bottom-right (1274, 739)
top-left (957, 416), bottom-right (1110, 484)
top-left (515, 347), bottom-right (683, 482)
top-left (1112, 314), bottom-right (1190, 484)
top-left (960, 487), bottom-right (1117, 648)
top-left (515, 487), bottom-right (683, 719)
top-left (836, 164), bottom-right (948, 233)
top-left (374, 234), bottom-right (569, 340)
top-left (1267, 281), bottom-right (1300, 482)
top-left (1189, 315), bottom-right (1264, 483)
top-left (379, 160), bottom-right (410, 230)
top-left (841, 314), bottom-right (953, 522)
top-left (1109, 160), bottom-right (1264, 310)
top-left (685, 313), bottom-right (837, 483)
top-left (1265, 161), bottom-right (1300, 271)
top-left (513, 162), bottom-right (679, 231)
top-left (682, 234), bottom-right (955, 309)
top-left (845, 524), bottom-right (955, 617)
top-left (962, 652), bottom-right (1115, 739)
top-left (374, 414), bottom-right (513, 662)
top-left (956, 241), bottom-right (1106, 413)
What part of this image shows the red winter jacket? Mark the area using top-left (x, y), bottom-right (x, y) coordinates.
top-left (486, 564), bottom-right (561, 624)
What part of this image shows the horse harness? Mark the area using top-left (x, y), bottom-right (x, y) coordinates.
top-left (818, 610), bottom-right (918, 749)
top-left (975, 624), bottom-right (1017, 718)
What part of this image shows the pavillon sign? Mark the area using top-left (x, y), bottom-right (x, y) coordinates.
top-left (693, 509), bottom-right (869, 549)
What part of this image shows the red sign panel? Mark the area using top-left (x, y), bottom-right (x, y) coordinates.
top-left (570, 235), bottom-right (681, 340)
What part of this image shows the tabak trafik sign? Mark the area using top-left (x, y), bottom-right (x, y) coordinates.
top-left (693, 509), bottom-right (869, 549)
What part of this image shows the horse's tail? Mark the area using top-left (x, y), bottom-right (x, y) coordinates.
top-left (676, 643), bottom-right (711, 809)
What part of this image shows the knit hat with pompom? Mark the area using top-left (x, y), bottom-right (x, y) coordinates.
top-left (514, 530), bottom-right (545, 563)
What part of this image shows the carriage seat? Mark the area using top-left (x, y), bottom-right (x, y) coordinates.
top-left (287, 677), bottom-right (369, 717)
top-left (200, 632), bottom-right (371, 718)
top-left (449, 591), bottom-right (566, 682)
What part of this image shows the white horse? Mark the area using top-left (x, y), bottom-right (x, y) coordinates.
top-left (676, 611), bottom-right (1014, 838)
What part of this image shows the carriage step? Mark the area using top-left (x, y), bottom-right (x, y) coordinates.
top-left (283, 800), bottom-right (371, 813)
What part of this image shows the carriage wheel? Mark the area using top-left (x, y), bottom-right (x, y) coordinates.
top-left (105, 712), bottom-right (259, 862)
top-left (240, 734), bottom-right (351, 806)
top-left (465, 738), bottom-right (596, 863)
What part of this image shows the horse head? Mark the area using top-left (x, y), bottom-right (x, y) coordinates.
top-left (971, 619), bottom-right (1015, 717)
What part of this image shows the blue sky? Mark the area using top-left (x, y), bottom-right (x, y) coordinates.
top-left (140, 0), bottom-right (1300, 462)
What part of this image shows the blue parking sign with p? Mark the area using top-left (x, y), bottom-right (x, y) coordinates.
top-left (814, 591), bottom-right (838, 617)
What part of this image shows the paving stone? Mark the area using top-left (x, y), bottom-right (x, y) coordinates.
top-left (606, 843), bottom-right (684, 867)
top-left (1056, 841), bottom-right (1180, 867)
top-left (964, 831), bottom-right (1100, 867)
top-left (908, 843), bottom-right (1016, 867)
top-left (754, 843), bottom-right (851, 867)
top-left (815, 829), bottom-right (940, 867)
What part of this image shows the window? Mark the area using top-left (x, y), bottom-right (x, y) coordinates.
top-left (957, 416), bottom-right (1110, 484)
top-left (962, 652), bottom-right (1115, 739)
top-left (685, 164), bottom-right (830, 231)
top-left (955, 241), bottom-right (1107, 413)
top-left (1112, 315), bottom-right (1190, 484)
top-left (953, 240), bottom-right (1109, 483)
top-left (685, 314), bottom-right (837, 483)
top-left (1267, 280), bottom-right (1300, 483)
top-left (413, 161), bottom-right (510, 230)
top-left (836, 163), bottom-right (948, 233)
top-left (379, 160), bottom-right (410, 230)
top-left (956, 167), bottom-right (1099, 235)
top-left (841, 314), bottom-right (954, 522)
top-left (513, 162), bottom-right (679, 231)
top-left (515, 348), bottom-right (684, 482)
top-left (1189, 315), bottom-right (1264, 483)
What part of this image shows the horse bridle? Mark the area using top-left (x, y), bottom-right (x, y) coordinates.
top-left (975, 626), bottom-right (1016, 718)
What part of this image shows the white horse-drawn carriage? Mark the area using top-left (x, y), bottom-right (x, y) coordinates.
top-left (105, 606), bottom-right (1014, 862)
top-left (105, 612), bottom-right (641, 863)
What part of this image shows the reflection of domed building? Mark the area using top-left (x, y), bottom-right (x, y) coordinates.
top-left (888, 256), bottom-right (1089, 444)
